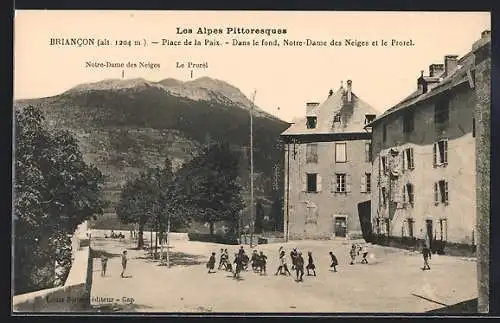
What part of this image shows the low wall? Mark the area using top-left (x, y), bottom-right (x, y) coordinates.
top-left (12, 246), bottom-right (93, 312)
top-left (91, 229), bottom-right (189, 242)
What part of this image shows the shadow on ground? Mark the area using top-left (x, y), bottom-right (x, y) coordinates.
top-left (91, 248), bottom-right (121, 259)
top-left (426, 298), bottom-right (477, 314)
top-left (136, 251), bottom-right (205, 267)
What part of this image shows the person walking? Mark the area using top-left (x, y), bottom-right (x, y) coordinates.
top-left (329, 251), bottom-right (338, 272)
top-left (120, 250), bottom-right (128, 278)
top-left (100, 254), bottom-right (108, 277)
top-left (218, 248), bottom-right (225, 270)
top-left (306, 251), bottom-right (316, 276)
top-left (295, 252), bottom-right (305, 282)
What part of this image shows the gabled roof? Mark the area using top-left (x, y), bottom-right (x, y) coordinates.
top-left (367, 43), bottom-right (480, 127)
top-left (281, 86), bottom-right (378, 136)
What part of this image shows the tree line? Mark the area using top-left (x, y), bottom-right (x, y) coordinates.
top-left (116, 140), bottom-right (246, 249)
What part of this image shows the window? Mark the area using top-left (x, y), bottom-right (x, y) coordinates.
top-left (434, 180), bottom-right (449, 205)
top-left (361, 173), bottom-right (371, 193)
top-left (402, 147), bottom-right (414, 171)
top-left (403, 183), bottom-right (414, 207)
top-left (433, 139), bottom-right (448, 166)
top-left (365, 143), bottom-right (372, 163)
top-left (439, 219), bottom-right (448, 241)
top-left (334, 113), bottom-right (341, 123)
top-left (435, 97), bottom-right (450, 125)
top-left (383, 124), bottom-right (387, 142)
top-left (336, 173), bottom-right (346, 192)
top-left (473, 118), bottom-right (476, 138)
top-left (407, 218), bottom-right (415, 238)
top-left (335, 143), bottom-right (347, 163)
top-left (306, 116), bottom-right (317, 129)
top-left (306, 143), bottom-right (318, 163)
top-left (306, 173), bottom-right (318, 192)
top-left (403, 111), bottom-right (414, 134)
top-left (381, 187), bottom-right (387, 207)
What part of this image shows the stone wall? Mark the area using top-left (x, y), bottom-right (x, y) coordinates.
top-left (12, 246), bottom-right (93, 312)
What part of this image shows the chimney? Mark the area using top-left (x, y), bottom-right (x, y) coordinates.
top-left (346, 80), bottom-right (352, 102)
top-left (329, 89), bottom-right (333, 97)
top-left (444, 55), bottom-right (459, 76)
top-left (429, 64), bottom-right (445, 77)
top-left (306, 102), bottom-right (320, 116)
top-left (481, 30), bottom-right (491, 38)
top-left (417, 70), bottom-right (426, 94)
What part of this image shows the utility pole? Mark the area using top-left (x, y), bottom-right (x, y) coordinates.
top-left (166, 213), bottom-right (171, 267)
top-left (249, 90), bottom-right (256, 247)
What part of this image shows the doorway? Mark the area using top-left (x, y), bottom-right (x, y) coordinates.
top-left (426, 219), bottom-right (433, 250)
top-left (334, 216), bottom-right (347, 237)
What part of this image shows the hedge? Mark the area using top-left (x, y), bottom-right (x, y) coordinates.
top-left (187, 233), bottom-right (239, 245)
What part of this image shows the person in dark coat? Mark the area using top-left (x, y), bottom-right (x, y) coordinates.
top-left (329, 251), bottom-right (338, 272)
top-left (251, 250), bottom-right (259, 272)
top-left (295, 252), bottom-right (305, 282)
top-left (207, 252), bottom-right (216, 273)
top-left (258, 251), bottom-right (267, 275)
top-left (306, 251), bottom-right (316, 276)
top-left (290, 248), bottom-right (298, 270)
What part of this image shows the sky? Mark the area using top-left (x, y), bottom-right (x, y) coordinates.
top-left (14, 11), bottom-right (490, 122)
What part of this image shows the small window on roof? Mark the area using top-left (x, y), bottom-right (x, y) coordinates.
top-left (306, 116), bottom-right (317, 129)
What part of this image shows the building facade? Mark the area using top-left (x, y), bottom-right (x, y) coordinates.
top-left (368, 31), bottom-right (491, 251)
top-left (281, 81), bottom-right (378, 240)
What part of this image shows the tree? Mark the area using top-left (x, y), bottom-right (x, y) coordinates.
top-left (254, 199), bottom-right (264, 234)
top-left (116, 157), bottom-right (187, 249)
top-left (177, 141), bottom-right (244, 235)
top-left (14, 105), bottom-right (105, 294)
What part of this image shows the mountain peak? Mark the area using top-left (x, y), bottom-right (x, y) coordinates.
top-left (65, 78), bottom-right (164, 93)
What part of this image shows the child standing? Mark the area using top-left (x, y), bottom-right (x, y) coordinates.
top-left (349, 244), bottom-right (357, 265)
top-left (120, 250), bottom-right (128, 278)
top-left (329, 251), bottom-right (338, 272)
top-left (100, 254), bottom-right (108, 277)
top-left (295, 252), bottom-right (305, 282)
top-left (361, 245), bottom-right (369, 264)
top-left (207, 252), bottom-right (216, 273)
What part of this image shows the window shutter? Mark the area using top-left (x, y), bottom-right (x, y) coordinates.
top-left (409, 148), bottom-right (414, 169)
top-left (444, 181), bottom-right (449, 203)
top-left (331, 175), bottom-right (336, 193)
top-left (317, 174), bottom-right (322, 192)
top-left (402, 185), bottom-right (406, 203)
top-left (443, 140), bottom-right (448, 164)
top-left (302, 173), bottom-right (307, 192)
top-left (434, 182), bottom-right (439, 204)
top-left (346, 174), bottom-right (352, 193)
top-left (433, 143), bottom-right (437, 167)
top-left (360, 173), bottom-right (366, 192)
top-left (401, 151), bottom-right (406, 172)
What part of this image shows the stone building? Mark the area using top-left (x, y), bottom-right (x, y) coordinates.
top-left (367, 31), bottom-right (491, 254)
top-left (280, 80), bottom-right (378, 240)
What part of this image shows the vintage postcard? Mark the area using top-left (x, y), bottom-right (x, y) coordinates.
top-left (12, 10), bottom-right (491, 314)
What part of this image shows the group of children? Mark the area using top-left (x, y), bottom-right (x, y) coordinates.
top-left (206, 244), bottom-right (370, 282)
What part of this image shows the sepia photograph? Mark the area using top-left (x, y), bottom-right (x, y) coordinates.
top-left (12, 10), bottom-right (491, 314)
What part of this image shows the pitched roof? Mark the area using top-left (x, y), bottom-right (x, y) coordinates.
top-left (281, 86), bottom-right (378, 136)
top-left (367, 46), bottom-right (478, 127)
